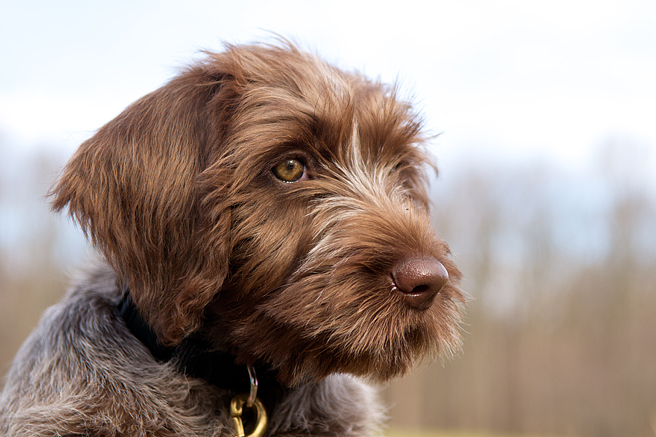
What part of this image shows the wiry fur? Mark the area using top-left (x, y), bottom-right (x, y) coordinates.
top-left (0, 42), bottom-right (464, 436)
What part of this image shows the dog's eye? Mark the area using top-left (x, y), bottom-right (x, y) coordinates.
top-left (273, 159), bottom-right (306, 182)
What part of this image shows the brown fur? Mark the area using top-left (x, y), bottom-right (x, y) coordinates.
top-left (0, 41), bottom-right (464, 436)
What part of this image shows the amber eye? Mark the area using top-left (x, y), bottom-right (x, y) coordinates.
top-left (273, 158), bottom-right (306, 182)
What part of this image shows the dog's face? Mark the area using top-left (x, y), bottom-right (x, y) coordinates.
top-left (52, 43), bottom-right (464, 385)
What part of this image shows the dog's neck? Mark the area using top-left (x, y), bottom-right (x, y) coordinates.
top-left (117, 287), bottom-right (284, 405)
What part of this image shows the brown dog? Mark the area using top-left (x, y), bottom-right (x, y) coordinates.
top-left (0, 42), bottom-right (464, 436)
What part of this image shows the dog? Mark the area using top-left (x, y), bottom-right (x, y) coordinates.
top-left (0, 42), bottom-right (464, 436)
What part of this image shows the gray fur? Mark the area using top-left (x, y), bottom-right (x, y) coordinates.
top-left (0, 262), bottom-right (385, 436)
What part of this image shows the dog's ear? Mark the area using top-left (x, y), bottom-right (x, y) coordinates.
top-left (51, 66), bottom-right (233, 345)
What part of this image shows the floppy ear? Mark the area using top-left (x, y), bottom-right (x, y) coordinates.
top-left (51, 66), bottom-right (233, 345)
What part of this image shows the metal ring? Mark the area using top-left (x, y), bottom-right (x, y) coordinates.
top-left (230, 393), bottom-right (268, 437)
top-left (246, 365), bottom-right (258, 407)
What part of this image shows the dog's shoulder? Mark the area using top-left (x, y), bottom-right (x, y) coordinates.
top-left (9, 261), bottom-right (126, 363)
top-left (0, 261), bottom-right (224, 435)
top-left (3, 261), bottom-right (121, 374)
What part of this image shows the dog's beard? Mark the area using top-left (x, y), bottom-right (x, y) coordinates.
top-left (227, 258), bottom-right (464, 386)
top-left (220, 193), bottom-right (465, 386)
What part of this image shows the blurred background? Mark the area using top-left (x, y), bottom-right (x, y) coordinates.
top-left (1, 1), bottom-right (655, 436)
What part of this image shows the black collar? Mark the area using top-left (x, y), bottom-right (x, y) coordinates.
top-left (117, 287), bottom-right (284, 405)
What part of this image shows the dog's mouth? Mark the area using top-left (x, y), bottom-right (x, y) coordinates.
top-left (390, 256), bottom-right (449, 311)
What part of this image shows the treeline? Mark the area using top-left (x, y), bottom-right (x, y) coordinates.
top-left (1, 140), bottom-right (655, 436)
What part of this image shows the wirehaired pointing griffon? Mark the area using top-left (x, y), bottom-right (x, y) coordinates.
top-left (0, 42), bottom-right (465, 436)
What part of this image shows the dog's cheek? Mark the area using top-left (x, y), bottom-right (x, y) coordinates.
top-left (224, 192), bottom-right (315, 301)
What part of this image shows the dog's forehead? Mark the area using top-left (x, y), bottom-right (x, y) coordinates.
top-left (271, 58), bottom-right (421, 159)
top-left (215, 46), bottom-right (426, 170)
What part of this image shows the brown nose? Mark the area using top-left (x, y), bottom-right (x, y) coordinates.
top-left (392, 256), bottom-right (449, 310)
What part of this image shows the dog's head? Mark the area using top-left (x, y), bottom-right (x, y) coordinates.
top-left (52, 42), bottom-right (464, 385)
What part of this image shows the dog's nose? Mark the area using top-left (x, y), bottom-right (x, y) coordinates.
top-left (392, 256), bottom-right (449, 310)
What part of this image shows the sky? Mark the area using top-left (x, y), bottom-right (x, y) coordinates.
top-left (1, 0), bottom-right (655, 175)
